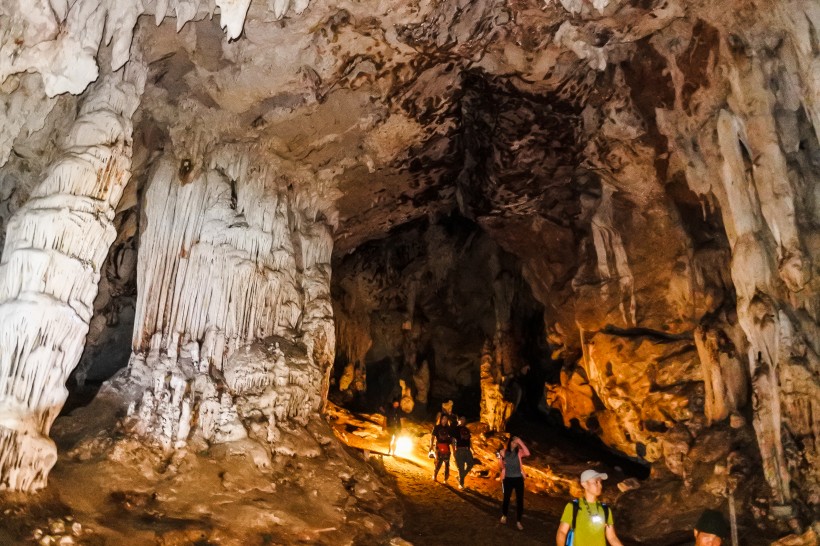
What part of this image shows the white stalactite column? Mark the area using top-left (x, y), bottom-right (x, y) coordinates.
top-left (0, 62), bottom-right (146, 491)
top-left (125, 149), bottom-right (337, 447)
top-left (296, 220), bottom-right (336, 407)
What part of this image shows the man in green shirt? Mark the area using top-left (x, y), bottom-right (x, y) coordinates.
top-left (555, 469), bottom-right (625, 546)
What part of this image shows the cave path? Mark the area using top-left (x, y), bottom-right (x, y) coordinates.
top-left (380, 450), bottom-right (567, 545)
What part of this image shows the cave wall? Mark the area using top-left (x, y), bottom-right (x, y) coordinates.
top-left (447, 1), bottom-right (820, 524)
top-left (331, 216), bottom-right (545, 421)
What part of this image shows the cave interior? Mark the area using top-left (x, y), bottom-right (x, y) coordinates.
top-left (0, 0), bottom-right (818, 544)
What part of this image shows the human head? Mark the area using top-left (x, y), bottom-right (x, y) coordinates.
top-left (580, 469), bottom-right (608, 498)
top-left (440, 414), bottom-right (449, 425)
top-left (392, 398), bottom-right (399, 408)
top-left (693, 509), bottom-right (729, 545)
top-left (457, 416), bottom-right (466, 425)
top-left (506, 435), bottom-right (519, 452)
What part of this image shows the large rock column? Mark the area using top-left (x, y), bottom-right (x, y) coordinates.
top-left (0, 63), bottom-right (146, 491)
top-left (124, 148), bottom-right (336, 450)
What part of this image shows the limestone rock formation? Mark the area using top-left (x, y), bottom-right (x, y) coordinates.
top-left (119, 145), bottom-right (334, 451)
top-left (0, 61), bottom-right (146, 491)
top-left (0, 0), bottom-right (817, 540)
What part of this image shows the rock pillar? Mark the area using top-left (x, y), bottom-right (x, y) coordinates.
top-left (0, 63), bottom-right (145, 491)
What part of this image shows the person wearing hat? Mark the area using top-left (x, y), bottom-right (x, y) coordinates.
top-left (688, 509), bottom-right (730, 545)
top-left (555, 469), bottom-right (625, 546)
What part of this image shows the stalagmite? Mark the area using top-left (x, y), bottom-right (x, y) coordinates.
top-left (0, 61), bottom-right (146, 491)
top-left (413, 360), bottom-right (430, 406)
top-left (479, 342), bottom-right (512, 433)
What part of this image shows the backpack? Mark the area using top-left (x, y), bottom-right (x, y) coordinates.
top-left (566, 499), bottom-right (610, 546)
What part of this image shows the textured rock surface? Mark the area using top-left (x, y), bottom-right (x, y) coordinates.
top-left (0, 61), bottom-right (146, 490)
top-left (0, 0), bottom-right (816, 540)
top-left (120, 145), bottom-right (335, 451)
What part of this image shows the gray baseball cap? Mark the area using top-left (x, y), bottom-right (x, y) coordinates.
top-left (580, 469), bottom-right (608, 483)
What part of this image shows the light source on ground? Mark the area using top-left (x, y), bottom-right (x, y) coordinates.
top-left (395, 435), bottom-right (413, 456)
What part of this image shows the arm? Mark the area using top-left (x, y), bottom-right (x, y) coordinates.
top-left (556, 521), bottom-right (570, 546)
top-left (515, 438), bottom-right (530, 458)
top-left (605, 525), bottom-right (624, 546)
top-left (497, 449), bottom-right (506, 480)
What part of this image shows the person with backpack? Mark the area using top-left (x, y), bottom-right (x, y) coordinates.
top-left (429, 414), bottom-right (454, 482)
top-left (452, 416), bottom-right (474, 490)
top-left (383, 398), bottom-right (403, 456)
top-left (555, 469), bottom-right (625, 546)
top-left (498, 435), bottom-right (530, 530)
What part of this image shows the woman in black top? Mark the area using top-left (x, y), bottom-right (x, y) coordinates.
top-left (453, 416), bottom-right (474, 489)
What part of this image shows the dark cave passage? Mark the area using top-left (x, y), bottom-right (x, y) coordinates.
top-left (327, 210), bottom-right (653, 483)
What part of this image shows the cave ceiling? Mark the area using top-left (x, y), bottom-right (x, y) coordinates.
top-left (131, 0), bottom-right (693, 254)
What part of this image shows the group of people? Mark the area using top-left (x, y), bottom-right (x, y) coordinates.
top-left (385, 404), bottom-right (732, 545)
top-left (429, 412), bottom-right (531, 530)
top-left (429, 413), bottom-right (475, 490)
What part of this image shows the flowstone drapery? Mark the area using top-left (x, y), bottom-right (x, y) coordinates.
top-left (121, 150), bottom-right (335, 452)
top-left (0, 63), bottom-right (146, 491)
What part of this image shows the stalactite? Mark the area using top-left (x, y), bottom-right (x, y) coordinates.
top-left (0, 0), bottom-right (311, 99)
top-left (125, 147), bottom-right (335, 451)
top-left (589, 184), bottom-right (636, 327)
top-left (694, 325), bottom-right (748, 425)
top-left (0, 60), bottom-right (146, 491)
top-left (655, 14), bottom-right (820, 514)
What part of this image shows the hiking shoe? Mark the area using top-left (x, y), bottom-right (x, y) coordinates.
top-left (500, 516), bottom-right (507, 524)
top-left (516, 522), bottom-right (524, 531)
top-left (458, 484), bottom-right (464, 490)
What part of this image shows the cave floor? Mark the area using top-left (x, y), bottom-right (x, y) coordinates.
top-left (382, 450), bottom-right (569, 545)
top-left (326, 406), bottom-right (644, 546)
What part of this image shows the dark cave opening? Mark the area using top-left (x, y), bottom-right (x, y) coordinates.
top-left (328, 210), bottom-right (652, 479)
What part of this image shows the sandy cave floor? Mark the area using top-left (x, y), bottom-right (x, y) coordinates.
top-left (326, 407), bottom-right (644, 546)
top-left (382, 449), bottom-right (569, 545)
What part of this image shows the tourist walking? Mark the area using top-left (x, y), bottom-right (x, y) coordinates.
top-left (555, 469), bottom-right (625, 546)
top-left (498, 435), bottom-right (530, 530)
top-left (430, 414), bottom-right (453, 482)
top-left (383, 398), bottom-right (403, 456)
top-left (453, 416), bottom-right (474, 489)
